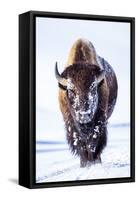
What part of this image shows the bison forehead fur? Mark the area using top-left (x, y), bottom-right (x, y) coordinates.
top-left (62, 63), bottom-right (101, 91)
top-left (56, 38), bottom-right (118, 167)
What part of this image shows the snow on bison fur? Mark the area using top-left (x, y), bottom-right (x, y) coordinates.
top-left (55, 38), bottom-right (118, 167)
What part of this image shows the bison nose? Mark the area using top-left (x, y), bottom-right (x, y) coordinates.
top-left (79, 111), bottom-right (91, 119)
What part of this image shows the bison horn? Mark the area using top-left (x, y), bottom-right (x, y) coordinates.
top-left (96, 70), bottom-right (105, 83)
top-left (55, 62), bottom-right (67, 87)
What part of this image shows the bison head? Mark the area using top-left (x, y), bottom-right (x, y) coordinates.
top-left (55, 62), bottom-right (105, 125)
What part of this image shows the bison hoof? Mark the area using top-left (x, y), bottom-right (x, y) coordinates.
top-left (97, 155), bottom-right (102, 163)
top-left (80, 159), bottom-right (87, 168)
top-left (80, 156), bottom-right (102, 167)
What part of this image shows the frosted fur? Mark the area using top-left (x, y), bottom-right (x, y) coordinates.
top-left (67, 78), bottom-right (99, 124)
top-left (57, 38), bottom-right (118, 167)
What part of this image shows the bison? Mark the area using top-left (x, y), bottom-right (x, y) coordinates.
top-left (55, 38), bottom-right (118, 167)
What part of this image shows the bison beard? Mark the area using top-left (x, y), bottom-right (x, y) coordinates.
top-left (65, 111), bottom-right (107, 167)
top-left (55, 38), bottom-right (118, 168)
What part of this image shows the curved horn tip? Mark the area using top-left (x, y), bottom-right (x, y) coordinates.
top-left (55, 61), bottom-right (59, 78)
top-left (55, 62), bottom-right (67, 87)
top-left (97, 70), bottom-right (105, 83)
top-left (55, 61), bottom-right (58, 71)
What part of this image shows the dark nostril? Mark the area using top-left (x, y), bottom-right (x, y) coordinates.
top-left (85, 102), bottom-right (89, 109)
top-left (79, 113), bottom-right (91, 119)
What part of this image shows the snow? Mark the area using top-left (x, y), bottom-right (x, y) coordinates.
top-left (35, 19), bottom-right (131, 184)
top-left (36, 124), bottom-right (130, 183)
top-left (67, 78), bottom-right (74, 90)
top-left (93, 133), bottom-right (97, 139)
top-left (73, 139), bottom-right (78, 146)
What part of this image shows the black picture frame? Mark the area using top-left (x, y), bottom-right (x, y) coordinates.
top-left (19, 10), bottom-right (135, 189)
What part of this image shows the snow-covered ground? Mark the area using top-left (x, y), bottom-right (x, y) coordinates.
top-left (36, 124), bottom-right (130, 183)
top-left (35, 19), bottom-right (131, 184)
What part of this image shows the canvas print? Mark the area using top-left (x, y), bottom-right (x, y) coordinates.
top-left (36, 17), bottom-right (130, 183)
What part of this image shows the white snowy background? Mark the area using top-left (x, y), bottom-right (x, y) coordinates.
top-left (36, 17), bottom-right (130, 183)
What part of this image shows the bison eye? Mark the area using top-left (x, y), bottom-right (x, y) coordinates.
top-left (90, 82), bottom-right (97, 90)
top-left (68, 89), bottom-right (75, 98)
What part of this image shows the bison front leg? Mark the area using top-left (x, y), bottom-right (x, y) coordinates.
top-left (87, 146), bottom-right (101, 165)
top-left (93, 123), bottom-right (107, 158)
top-left (97, 155), bottom-right (101, 162)
top-left (79, 147), bottom-right (88, 168)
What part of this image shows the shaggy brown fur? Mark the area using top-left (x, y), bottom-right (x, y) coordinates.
top-left (57, 38), bottom-right (118, 167)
